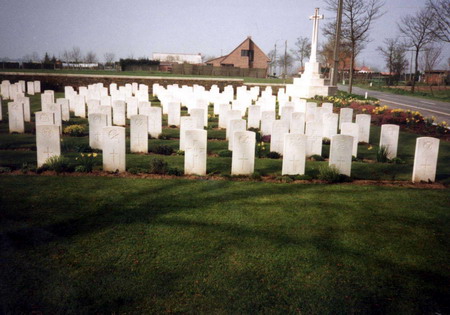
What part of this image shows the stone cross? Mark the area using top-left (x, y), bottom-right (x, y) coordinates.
top-left (309, 8), bottom-right (324, 63)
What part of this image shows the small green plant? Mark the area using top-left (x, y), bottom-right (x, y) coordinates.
top-left (256, 141), bottom-right (268, 158)
top-left (63, 124), bottom-right (85, 137)
top-left (310, 154), bottom-right (325, 161)
top-left (75, 153), bottom-right (98, 172)
top-left (376, 145), bottom-right (390, 163)
top-left (266, 151), bottom-right (281, 159)
top-left (152, 145), bottom-right (174, 155)
top-left (176, 150), bottom-right (185, 156)
top-left (0, 166), bottom-right (12, 173)
top-left (20, 163), bottom-right (35, 174)
top-left (44, 156), bottom-right (73, 174)
top-left (390, 157), bottom-right (405, 164)
top-left (217, 150), bottom-right (232, 157)
top-left (167, 167), bottom-right (183, 176)
top-left (149, 158), bottom-right (169, 174)
top-left (250, 172), bottom-right (262, 181)
top-left (318, 165), bottom-right (342, 183)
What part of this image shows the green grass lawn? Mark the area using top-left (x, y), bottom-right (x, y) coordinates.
top-left (354, 83), bottom-right (450, 103)
top-left (0, 68), bottom-right (292, 84)
top-left (0, 175), bottom-right (449, 313)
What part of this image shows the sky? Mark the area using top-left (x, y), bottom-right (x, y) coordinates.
top-left (0, 0), bottom-right (448, 71)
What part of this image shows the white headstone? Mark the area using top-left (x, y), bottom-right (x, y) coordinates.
top-left (305, 121), bottom-right (323, 156)
top-left (228, 119), bottom-right (247, 150)
top-left (47, 103), bottom-right (62, 134)
top-left (89, 113), bottom-right (108, 150)
top-left (290, 112), bottom-right (305, 134)
top-left (190, 108), bottom-right (206, 129)
top-left (168, 102), bottom-right (181, 126)
top-left (379, 124), bottom-right (400, 159)
top-left (184, 129), bottom-right (207, 175)
top-left (27, 81), bottom-right (35, 95)
top-left (322, 113), bottom-right (338, 139)
top-left (305, 102), bottom-right (317, 122)
top-left (247, 105), bottom-right (261, 129)
top-left (260, 110), bottom-right (276, 136)
top-left (329, 134), bottom-right (353, 176)
top-left (147, 107), bottom-right (162, 138)
top-left (322, 102), bottom-right (333, 115)
top-left (355, 114), bottom-right (371, 143)
top-left (270, 120), bottom-right (290, 154)
top-left (56, 98), bottom-right (70, 121)
top-left (34, 81), bottom-right (41, 93)
top-left (0, 97), bottom-right (2, 121)
top-left (8, 102), bottom-right (25, 133)
top-left (126, 97), bottom-right (138, 119)
top-left (412, 137), bottom-right (440, 183)
top-left (17, 96), bottom-right (31, 122)
top-left (340, 122), bottom-right (359, 157)
top-left (74, 95), bottom-right (86, 118)
top-left (225, 110), bottom-right (242, 140)
top-left (100, 105), bottom-right (112, 126)
top-left (35, 111), bottom-right (55, 126)
top-left (282, 133), bottom-right (307, 175)
top-left (112, 100), bottom-right (126, 126)
top-left (36, 125), bottom-right (60, 167)
top-left (218, 104), bottom-right (231, 129)
top-left (231, 131), bottom-right (256, 175)
top-left (339, 108), bottom-right (353, 130)
top-left (102, 126), bottom-right (126, 172)
top-left (130, 115), bottom-right (148, 153)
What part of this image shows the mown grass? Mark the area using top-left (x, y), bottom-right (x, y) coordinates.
top-left (354, 83), bottom-right (450, 102)
top-left (0, 175), bottom-right (449, 313)
top-left (0, 68), bottom-right (292, 84)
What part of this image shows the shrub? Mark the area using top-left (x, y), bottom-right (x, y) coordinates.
top-left (310, 154), bottom-right (325, 161)
top-left (318, 165), bottom-right (343, 183)
top-left (152, 145), bottom-right (174, 155)
top-left (44, 156), bottom-right (73, 174)
top-left (266, 151), bottom-right (281, 159)
top-left (75, 153), bottom-right (98, 172)
top-left (390, 157), bottom-right (405, 164)
top-left (250, 172), bottom-right (262, 181)
top-left (376, 145), bottom-right (390, 163)
top-left (63, 124), bottom-right (85, 137)
top-left (176, 150), bottom-right (185, 156)
top-left (149, 158), bottom-right (169, 174)
top-left (218, 150), bottom-right (232, 157)
top-left (20, 163), bottom-right (35, 174)
top-left (167, 167), bottom-right (183, 176)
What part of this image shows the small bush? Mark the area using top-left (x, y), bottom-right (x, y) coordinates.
top-left (167, 167), bottom-right (183, 176)
top-left (310, 154), bottom-right (325, 161)
top-left (0, 166), bottom-right (12, 173)
top-left (152, 145), bottom-right (174, 156)
top-left (266, 151), bottom-right (281, 159)
top-left (318, 165), bottom-right (342, 183)
top-left (149, 158), bottom-right (169, 174)
top-left (63, 124), bottom-right (85, 137)
top-left (20, 163), bottom-right (35, 174)
top-left (390, 157), bottom-right (405, 164)
top-left (250, 172), bottom-right (262, 181)
top-left (44, 156), bottom-right (73, 174)
top-left (75, 153), bottom-right (98, 172)
top-left (176, 150), bottom-right (185, 156)
top-left (218, 150), bottom-right (232, 157)
top-left (377, 145), bottom-right (390, 163)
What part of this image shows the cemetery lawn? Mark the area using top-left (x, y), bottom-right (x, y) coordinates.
top-left (0, 68), bottom-right (292, 84)
top-left (1, 175), bottom-right (449, 313)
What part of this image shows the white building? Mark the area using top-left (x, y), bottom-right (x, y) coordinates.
top-left (152, 53), bottom-right (202, 64)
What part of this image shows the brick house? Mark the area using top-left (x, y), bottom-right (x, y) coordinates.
top-left (206, 36), bottom-right (270, 71)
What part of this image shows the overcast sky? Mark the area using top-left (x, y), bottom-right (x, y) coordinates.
top-left (0, 0), bottom-right (448, 71)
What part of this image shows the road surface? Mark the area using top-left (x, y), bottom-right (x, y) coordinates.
top-left (338, 85), bottom-right (450, 123)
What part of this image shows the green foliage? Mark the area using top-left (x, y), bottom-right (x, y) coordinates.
top-left (310, 154), bottom-right (325, 161)
top-left (44, 156), bottom-right (73, 174)
top-left (217, 150), bottom-right (232, 157)
top-left (266, 151), bottom-right (281, 159)
top-left (167, 167), bottom-right (183, 176)
top-left (149, 158), bottom-right (169, 174)
top-left (63, 124), bottom-right (85, 137)
top-left (75, 153), bottom-right (98, 173)
top-left (318, 165), bottom-right (349, 183)
top-left (127, 167), bottom-right (149, 175)
top-left (390, 157), bottom-right (405, 164)
top-left (152, 145), bottom-right (174, 156)
top-left (20, 163), bottom-right (35, 174)
top-left (176, 150), bottom-right (185, 156)
top-left (119, 58), bottom-right (160, 68)
top-left (377, 145), bottom-right (390, 163)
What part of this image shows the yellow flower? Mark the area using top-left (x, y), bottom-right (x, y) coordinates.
top-left (93, 153), bottom-right (98, 157)
top-left (81, 153), bottom-right (85, 157)
top-left (368, 145), bottom-right (373, 150)
top-left (88, 153), bottom-right (92, 157)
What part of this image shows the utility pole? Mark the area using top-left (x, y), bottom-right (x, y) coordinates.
top-left (330, 0), bottom-right (343, 86)
top-left (274, 43), bottom-right (277, 76)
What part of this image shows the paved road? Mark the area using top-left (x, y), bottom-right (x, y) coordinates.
top-left (338, 85), bottom-right (450, 123)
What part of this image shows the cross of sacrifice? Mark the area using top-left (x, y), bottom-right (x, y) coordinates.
top-left (309, 8), bottom-right (324, 63)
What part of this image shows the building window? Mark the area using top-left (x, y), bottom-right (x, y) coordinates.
top-left (241, 50), bottom-right (254, 61)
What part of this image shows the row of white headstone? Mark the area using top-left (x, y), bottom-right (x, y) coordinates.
top-left (0, 80), bottom-right (440, 183)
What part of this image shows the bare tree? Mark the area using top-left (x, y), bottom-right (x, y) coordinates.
top-left (267, 49), bottom-right (277, 76)
top-left (324, 0), bottom-right (385, 93)
top-left (22, 51), bottom-right (40, 62)
top-left (398, 7), bottom-right (436, 92)
top-left (70, 46), bottom-right (83, 63)
top-left (84, 51), bottom-right (98, 63)
top-left (421, 44), bottom-right (443, 72)
top-left (277, 52), bottom-right (295, 78)
top-left (61, 50), bottom-right (71, 62)
top-left (319, 38), bottom-right (352, 70)
top-left (290, 37), bottom-right (311, 70)
top-left (103, 52), bottom-right (115, 65)
top-left (377, 38), bottom-right (408, 85)
top-left (427, 0), bottom-right (450, 42)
